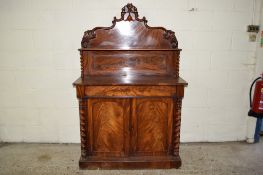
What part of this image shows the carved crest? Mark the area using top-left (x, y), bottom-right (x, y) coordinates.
top-left (121, 3), bottom-right (139, 21)
top-left (81, 3), bottom-right (178, 49)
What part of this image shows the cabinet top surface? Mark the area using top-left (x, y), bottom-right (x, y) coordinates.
top-left (73, 76), bottom-right (187, 86)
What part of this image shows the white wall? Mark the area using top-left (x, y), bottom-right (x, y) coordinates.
top-left (249, 1), bottom-right (263, 142)
top-left (0, 0), bottom-right (262, 143)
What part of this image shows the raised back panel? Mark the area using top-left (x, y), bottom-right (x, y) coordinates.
top-left (79, 3), bottom-right (181, 77)
top-left (82, 50), bottom-right (180, 76)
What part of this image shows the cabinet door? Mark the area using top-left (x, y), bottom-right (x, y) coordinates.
top-left (88, 98), bottom-right (130, 157)
top-left (131, 98), bottom-right (173, 156)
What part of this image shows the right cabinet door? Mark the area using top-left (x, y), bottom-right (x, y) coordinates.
top-left (131, 98), bottom-right (173, 156)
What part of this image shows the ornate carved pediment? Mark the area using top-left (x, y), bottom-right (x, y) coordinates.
top-left (81, 3), bottom-right (178, 49)
top-left (121, 3), bottom-right (139, 21)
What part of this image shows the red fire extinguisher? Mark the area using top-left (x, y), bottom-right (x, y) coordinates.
top-left (248, 73), bottom-right (263, 118)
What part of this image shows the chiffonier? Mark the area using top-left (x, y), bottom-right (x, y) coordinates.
top-left (73, 3), bottom-right (188, 169)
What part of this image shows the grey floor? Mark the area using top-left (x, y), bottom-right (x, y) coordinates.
top-left (0, 141), bottom-right (262, 175)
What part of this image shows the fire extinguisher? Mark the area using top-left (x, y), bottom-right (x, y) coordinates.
top-left (248, 73), bottom-right (263, 118)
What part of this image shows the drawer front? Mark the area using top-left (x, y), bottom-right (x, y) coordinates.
top-left (85, 86), bottom-right (176, 97)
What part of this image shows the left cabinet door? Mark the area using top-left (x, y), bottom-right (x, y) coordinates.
top-left (87, 98), bottom-right (130, 157)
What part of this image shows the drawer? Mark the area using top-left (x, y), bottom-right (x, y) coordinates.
top-left (84, 86), bottom-right (177, 97)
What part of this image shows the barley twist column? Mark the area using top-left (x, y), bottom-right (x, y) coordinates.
top-left (79, 98), bottom-right (88, 158)
top-left (173, 96), bottom-right (182, 156)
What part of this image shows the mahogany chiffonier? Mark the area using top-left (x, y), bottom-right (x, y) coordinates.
top-left (73, 3), bottom-right (188, 169)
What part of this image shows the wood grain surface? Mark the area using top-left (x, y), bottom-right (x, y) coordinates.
top-left (74, 3), bottom-right (187, 169)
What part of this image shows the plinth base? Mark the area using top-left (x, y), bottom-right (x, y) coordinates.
top-left (79, 156), bottom-right (182, 169)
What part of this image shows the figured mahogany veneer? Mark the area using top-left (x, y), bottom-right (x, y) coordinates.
top-left (73, 3), bottom-right (187, 169)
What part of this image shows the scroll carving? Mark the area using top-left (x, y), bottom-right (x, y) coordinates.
top-left (81, 3), bottom-right (178, 49)
top-left (82, 30), bottom-right (96, 48)
top-left (173, 97), bottom-right (182, 156)
top-left (164, 30), bottom-right (179, 49)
